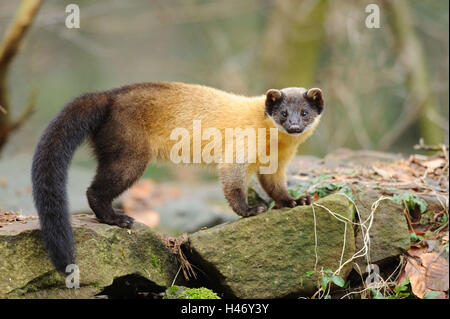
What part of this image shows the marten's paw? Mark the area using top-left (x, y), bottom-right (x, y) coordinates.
top-left (295, 195), bottom-right (314, 206)
top-left (277, 200), bottom-right (297, 208)
top-left (242, 203), bottom-right (267, 217)
top-left (97, 210), bottom-right (134, 228)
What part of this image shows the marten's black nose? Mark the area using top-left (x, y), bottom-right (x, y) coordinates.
top-left (287, 125), bottom-right (302, 134)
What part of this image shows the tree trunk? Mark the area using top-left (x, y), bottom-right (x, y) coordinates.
top-left (383, 0), bottom-right (443, 147)
top-left (0, 0), bottom-right (42, 150)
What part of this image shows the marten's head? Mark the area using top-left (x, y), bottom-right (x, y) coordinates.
top-left (265, 87), bottom-right (324, 136)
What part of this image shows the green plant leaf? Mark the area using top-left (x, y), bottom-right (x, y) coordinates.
top-left (329, 275), bottom-right (345, 287)
top-left (321, 276), bottom-right (330, 291)
top-left (410, 232), bottom-right (424, 242)
top-left (370, 289), bottom-right (385, 299)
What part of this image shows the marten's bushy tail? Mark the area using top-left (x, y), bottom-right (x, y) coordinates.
top-left (31, 92), bottom-right (111, 272)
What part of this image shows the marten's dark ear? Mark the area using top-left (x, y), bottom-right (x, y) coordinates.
top-left (265, 89), bottom-right (283, 116)
top-left (304, 88), bottom-right (324, 110)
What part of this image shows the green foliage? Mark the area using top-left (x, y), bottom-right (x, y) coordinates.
top-left (419, 211), bottom-right (434, 225)
top-left (288, 188), bottom-right (304, 199)
top-left (392, 193), bottom-right (427, 213)
top-left (300, 269), bottom-right (348, 298)
top-left (410, 232), bottom-right (424, 242)
top-left (391, 278), bottom-right (411, 298)
top-left (371, 278), bottom-right (411, 299)
top-left (370, 289), bottom-right (385, 299)
top-left (424, 291), bottom-right (441, 299)
top-left (420, 211), bottom-right (448, 229)
top-left (311, 182), bottom-right (346, 198)
top-left (320, 269), bottom-right (346, 291)
top-left (288, 173), bottom-right (362, 202)
top-left (299, 270), bottom-right (316, 287)
top-left (338, 187), bottom-right (355, 201)
top-left (308, 182), bottom-right (356, 201)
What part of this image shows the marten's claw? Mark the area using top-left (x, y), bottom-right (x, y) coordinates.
top-left (295, 196), bottom-right (313, 206)
top-left (276, 200), bottom-right (297, 208)
top-left (97, 210), bottom-right (134, 229)
top-left (242, 203), bottom-right (267, 217)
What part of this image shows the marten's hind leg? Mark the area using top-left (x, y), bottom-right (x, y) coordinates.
top-left (87, 124), bottom-right (150, 228)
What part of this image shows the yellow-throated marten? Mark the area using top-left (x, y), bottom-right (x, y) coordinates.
top-left (31, 82), bottom-right (324, 271)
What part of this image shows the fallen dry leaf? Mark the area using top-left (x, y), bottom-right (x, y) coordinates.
top-left (399, 252), bottom-right (449, 299)
top-left (372, 167), bottom-right (393, 179)
top-left (399, 257), bottom-right (427, 298)
top-left (420, 252), bottom-right (449, 292)
top-left (422, 158), bottom-right (446, 171)
top-left (407, 247), bottom-right (427, 258)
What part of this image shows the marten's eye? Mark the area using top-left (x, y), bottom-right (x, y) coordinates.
top-left (281, 111), bottom-right (288, 117)
top-left (301, 110), bottom-right (308, 117)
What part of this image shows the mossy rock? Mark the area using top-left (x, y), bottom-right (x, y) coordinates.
top-left (183, 194), bottom-right (356, 298)
top-left (0, 215), bottom-right (180, 298)
top-left (353, 191), bottom-right (410, 270)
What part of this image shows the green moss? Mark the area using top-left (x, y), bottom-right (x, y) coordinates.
top-left (164, 286), bottom-right (220, 299)
top-left (181, 288), bottom-right (220, 299)
top-left (151, 254), bottom-right (159, 267)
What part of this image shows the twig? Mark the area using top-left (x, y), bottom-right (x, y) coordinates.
top-left (9, 88), bottom-right (37, 131)
top-left (414, 138), bottom-right (449, 152)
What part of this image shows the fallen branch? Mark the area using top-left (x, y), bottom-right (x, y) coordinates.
top-left (413, 138), bottom-right (449, 152)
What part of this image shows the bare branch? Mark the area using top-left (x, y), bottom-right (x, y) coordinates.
top-left (10, 89), bottom-right (37, 132)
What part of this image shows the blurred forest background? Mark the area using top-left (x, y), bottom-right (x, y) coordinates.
top-left (0, 0), bottom-right (448, 181)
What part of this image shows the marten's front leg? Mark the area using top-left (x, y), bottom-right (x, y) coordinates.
top-left (219, 164), bottom-right (267, 217)
top-left (258, 169), bottom-right (312, 208)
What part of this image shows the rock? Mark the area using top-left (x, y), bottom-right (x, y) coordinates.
top-left (0, 215), bottom-right (180, 298)
top-left (324, 148), bottom-right (404, 165)
top-left (183, 194), bottom-right (356, 298)
top-left (353, 191), bottom-right (410, 271)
